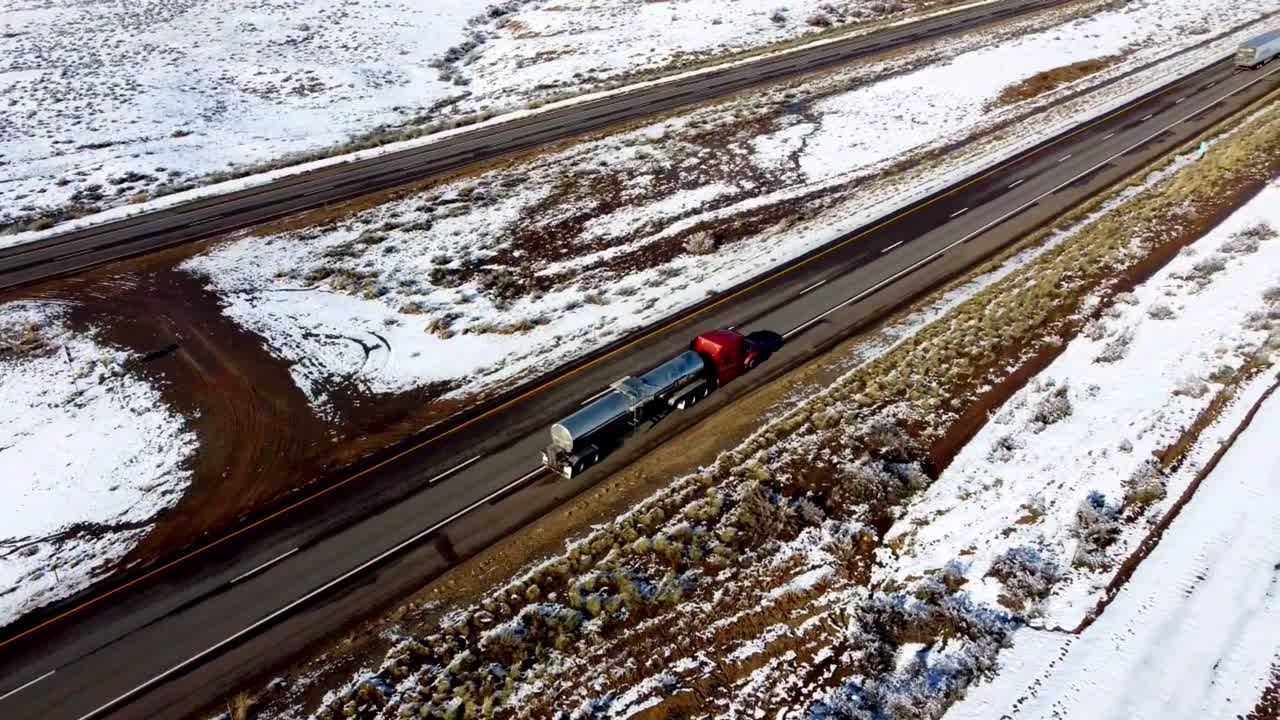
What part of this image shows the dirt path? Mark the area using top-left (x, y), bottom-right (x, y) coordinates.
top-left (17, 243), bottom-right (332, 560)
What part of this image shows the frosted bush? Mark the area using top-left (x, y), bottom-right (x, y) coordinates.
top-left (1082, 318), bottom-right (1110, 341)
top-left (1184, 255), bottom-right (1228, 287)
top-left (830, 458), bottom-right (930, 517)
top-left (1029, 383), bottom-right (1072, 430)
top-left (1070, 491), bottom-right (1122, 570)
top-left (683, 232), bottom-right (718, 256)
top-left (807, 12), bottom-right (834, 27)
top-left (812, 585), bottom-right (1018, 720)
top-left (1094, 328), bottom-right (1134, 364)
top-left (1123, 460), bottom-right (1167, 508)
top-left (987, 433), bottom-right (1024, 463)
top-left (986, 545), bottom-right (1062, 612)
top-left (1172, 376), bottom-right (1210, 399)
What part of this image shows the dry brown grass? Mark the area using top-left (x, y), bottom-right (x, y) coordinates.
top-left (227, 691), bottom-right (257, 720)
top-left (0, 319), bottom-right (55, 358)
top-left (1157, 355), bottom-right (1273, 472)
top-left (993, 53), bottom-right (1125, 107)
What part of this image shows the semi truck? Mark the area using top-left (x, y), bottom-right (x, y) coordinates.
top-left (1236, 30), bottom-right (1280, 69)
top-left (543, 329), bottom-right (760, 478)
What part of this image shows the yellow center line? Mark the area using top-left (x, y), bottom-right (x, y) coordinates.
top-left (0, 61), bottom-right (1224, 656)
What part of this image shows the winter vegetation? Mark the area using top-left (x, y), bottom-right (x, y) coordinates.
top-left (184, 0), bottom-right (1277, 416)
top-left (0, 302), bottom-right (197, 627)
top-left (951, 380), bottom-right (1280, 720)
top-left (1, 0), bottom-right (949, 235)
top-left (883, 117), bottom-right (1280, 628)
top-left (273, 69), bottom-right (1280, 720)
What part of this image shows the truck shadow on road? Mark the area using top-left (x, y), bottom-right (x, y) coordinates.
top-left (744, 330), bottom-right (785, 362)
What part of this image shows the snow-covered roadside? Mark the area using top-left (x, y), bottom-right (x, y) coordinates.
top-left (0, 302), bottom-right (197, 626)
top-left (883, 182), bottom-right (1280, 628)
top-left (948, 376), bottom-right (1280, 720)
top-left (185, 0), bottom-right (1280, 417)
top-left (0, 0), bottom-right (944, 237)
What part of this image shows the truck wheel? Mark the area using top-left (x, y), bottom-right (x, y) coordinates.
top-left (676, 398), bottom-right (689, 410)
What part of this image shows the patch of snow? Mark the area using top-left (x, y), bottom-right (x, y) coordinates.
top-left (0, 301), bottom-right (197, 626)
top-left (950, 380), bottom-right (1280, 720)
top-left (800, 2), bottom-right (1193, 181)
top-left (0, 0), bottom-right (479, 229)
top-left (885, 183), bottom-right (1280, 628)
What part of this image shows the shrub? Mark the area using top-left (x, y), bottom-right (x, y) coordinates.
top-left (770, 8), bottom-right (788, 25)
top-left (1029, 383), bottom-right (1071, 429)
top-left (856, 418), bottom-right (915, 462)
top-left (1123, 460), bottom-right (1166, 508)
top-left (1207, 364), bottom-right (1236, 384)
top-left (1094, 328), bottom-right (1134, 364)
top-left (829, 457), bottom-right (929, 518)
top-left (1070, 491), bottom-right (1122, 570)
top-left (987, 545), bottom-right (1062, 611)
top-left (1082, 319), bottom-right (1110, 341)
top-left (914, 560), bottom-right (969, 603)
top-left (986, 433), bottom-right (1024, 463)
top-left (683, 233), bottom-right (717, 256)
top-left (1237, 222), bottom-right (1278, 243)
top-left (480, 268), bottom-right (527, 302)
top-left (228, 691), bottom-right (257, 720)
top-left (1221, 233), bottom-right (1260, 255)
top-left (0, 321), bottom-right (53, 357)
top-left (1146, 303), bottom-right (1176, 320)
top-left (1185, 255), bottom-right (1227, 285)
top-left (1172, 376), bottom-right (1209, 399)
top-left (426, 314), bottom-right (458, 336)
top-left (807, 12), bottom-right (834, 27)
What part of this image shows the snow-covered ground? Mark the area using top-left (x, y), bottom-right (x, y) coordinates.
top-left (949, 377), bottom-right (1280, 720)
top-left (884, 183), bottom-right (1280, 629)
top-left (0, 302), bottom-right (197, 627)
top-left (184, 0), bottom-right (1279, 416)
top-left (0, 0), bottom-right (936, 232)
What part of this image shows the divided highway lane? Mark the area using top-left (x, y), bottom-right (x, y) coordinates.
top-left (0, 0), bottom-right (1079, 290)
top-left (3, 59), bottom-right (1277, 720)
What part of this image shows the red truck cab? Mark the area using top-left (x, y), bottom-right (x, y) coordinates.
top-left (692, 329), bottom-right (759, 387)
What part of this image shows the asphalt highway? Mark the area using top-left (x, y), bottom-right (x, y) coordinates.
top-left (2, 53), bottom-right (1276, 720)
top-left (0, 0), bottom-right (1083, 291)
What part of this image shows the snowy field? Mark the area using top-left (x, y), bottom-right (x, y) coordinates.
top-left (0, 0), bottom-right (937, 232)
top-left (1, 0), bottom-right (478, 228)
top-left (950, 378), bottom-right (1280, 720)
top-left (184, 0), bottom-right (1279, 417)
top-left (884, 183), bottom-right (1280, 628)
top-left (0, 302), bottom-right (196, 627)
